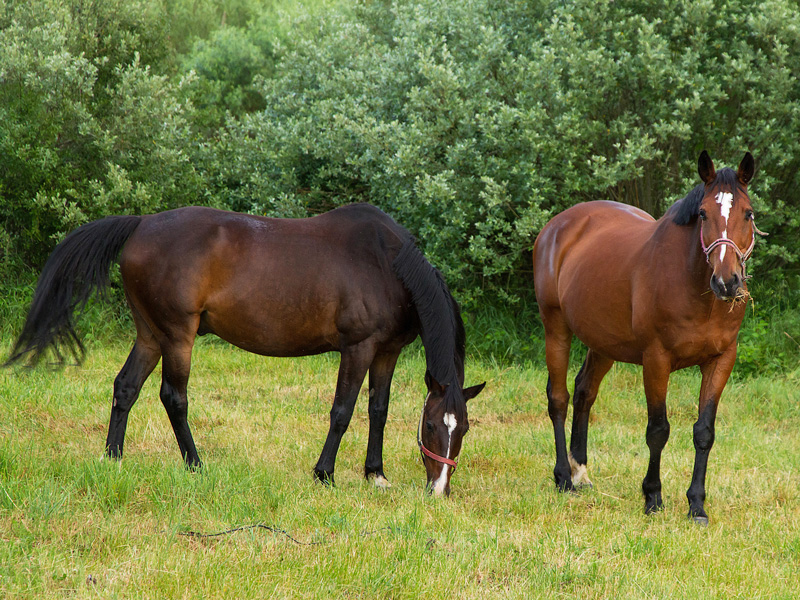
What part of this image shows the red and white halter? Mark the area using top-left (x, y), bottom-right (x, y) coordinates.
top-left (700, 209), bottom-right (766, 280)
top-left (417, 406), bottom-right (458, 470)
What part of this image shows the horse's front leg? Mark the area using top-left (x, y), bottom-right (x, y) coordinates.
top-left (641, 354), bottom-right (671, 514)
top-left (364, 351), bottom-right (401, 489)
top-left (687, 344), bottom-right (737, 525)
top-left (314, 342), bottom-right (376, 485)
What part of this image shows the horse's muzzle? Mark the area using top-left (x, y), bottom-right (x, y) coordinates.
top-left (710, 272), bottom-right (744, 301)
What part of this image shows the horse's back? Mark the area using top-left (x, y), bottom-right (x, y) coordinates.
top-left (119, 205), bottom-right (414, 356)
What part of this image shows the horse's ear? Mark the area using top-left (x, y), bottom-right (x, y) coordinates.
top-left (698, 150), bottom-right (716, 184)
top-left (425, 371), bottom-right (447, 396)
top-left (463, 382), bottom-right (486, 402)
top-left (738, 152), bottom-right (755, 185)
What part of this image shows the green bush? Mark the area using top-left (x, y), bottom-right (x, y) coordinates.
top-left (0, 0), bottom-right (203, 267)
top-left (201, 0), bottom-right (800, 305)
top-left (1, 0), bottom-right (798, 373)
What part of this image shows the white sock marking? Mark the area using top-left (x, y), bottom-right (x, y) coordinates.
top-left (568, 452), bottom-right (593, 487)
top-left (371, 474), bottom-right (391, 489)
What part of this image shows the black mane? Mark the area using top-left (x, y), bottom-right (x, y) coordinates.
top-left (392, 239), bottom-right (467, 413)
top-left (667, 167), bottom-right (745, 225)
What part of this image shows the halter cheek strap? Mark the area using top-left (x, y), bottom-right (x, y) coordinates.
top-left (700, 219), bottom-right (767, 279)
top-left (417, 406), bottom-right (458, 470)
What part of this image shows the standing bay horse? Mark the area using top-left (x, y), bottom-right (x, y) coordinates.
top-left (6, 203), bottom-right (484, 496)
top-left (532, 152), bottom-right (764, 523)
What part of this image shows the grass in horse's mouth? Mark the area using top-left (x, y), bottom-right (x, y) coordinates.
top-left (729, 287), bottom-right (752, 311)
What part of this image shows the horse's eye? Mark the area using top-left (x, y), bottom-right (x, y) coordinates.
top-left (425, 421), bottom-right (434, 432)
top-left (698, 209), bottom-right (707, 221)
top-left (746, 210), bottom-right (754, 220)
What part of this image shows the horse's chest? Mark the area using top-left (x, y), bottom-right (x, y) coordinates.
top-left (660, 322), bottom-right (740, 367)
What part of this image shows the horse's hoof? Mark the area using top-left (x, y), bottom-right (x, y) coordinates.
top-left (644, 500), bottom-right (664, 515)
top-left (568, 455), bottom-right (593, 488)
top-left (314, 470), bottom-right (335, 486)
top-left (105, 447), bottom-right (123, 461)
top-left (691, 515), bottom-right (709, 526)
top-left (555, 480), bottom-right (576, 494)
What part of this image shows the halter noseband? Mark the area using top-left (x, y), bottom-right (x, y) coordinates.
top-left (700, 219), bottom-right (766, 279)
top-left (417, 405), bottom-right (458, 470)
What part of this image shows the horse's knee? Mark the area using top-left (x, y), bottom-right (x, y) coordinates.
top-left (572, 387), bottom-right (591, 413)
top-left (572, 363), bottom-right (591, 410)
top-left (329, 403), bottom-right (354, 435)
top-left (546, 378), bottom-right (569, 421)
top-left (113, 373), bottom-right (140, 412)
top-left (367, 398), bottom-right (388, 427)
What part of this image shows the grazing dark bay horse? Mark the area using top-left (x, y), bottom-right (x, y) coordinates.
top-left (532, 152), bottom-right (764, 523)
top-left (6, 203), bottom-right (484, 495)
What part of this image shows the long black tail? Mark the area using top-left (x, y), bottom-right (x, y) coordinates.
top-left (392, 238), bottom-right (466, 390)
top-left (5, 215), bottom-right (143, 366)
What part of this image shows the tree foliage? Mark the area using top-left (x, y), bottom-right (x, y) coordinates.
top-left (0, 0), bottom-right (203, 267)
top-left (2, 0), bottom-right (799, 307)
top-left (200, 0), bottom-right (800, 303)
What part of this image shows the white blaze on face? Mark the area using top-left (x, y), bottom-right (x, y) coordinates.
top-left (715, 191), bottom-right (734, 260)
top-left (432, 412), bottom-right (457, 496)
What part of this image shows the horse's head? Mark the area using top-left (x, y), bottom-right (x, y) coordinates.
top-left (418, 372), bottom-right (484, 497)
top-left (697, 151), bottom-right (761, 301)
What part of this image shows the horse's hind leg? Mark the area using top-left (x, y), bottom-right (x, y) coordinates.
top-left (314, 341), bottom-right (377, 485)
top-left (159, 339), bottom-right (202, 469)
top-left (364, 350), bottom-right (401, 488)
top-left (569, 350), bottom-right (614, 488)
top-left (106, 338), bottom-right (161, 459)
top-left (641, 354), bottom-right (671, 514)
top-left (542, 311), bottom-right (574, 492)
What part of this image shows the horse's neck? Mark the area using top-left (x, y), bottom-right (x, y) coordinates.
top-left (651, 217), bottom-right (713, 293)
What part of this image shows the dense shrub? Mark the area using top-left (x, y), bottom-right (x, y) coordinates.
top-left (0, 0), bottom-right (203, 267)
top-left (1, 0), bottom-right (798, 370)
top-left (202, 0), bottom-right (800, 305)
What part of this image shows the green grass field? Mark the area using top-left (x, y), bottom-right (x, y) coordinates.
top-left (1, 337), bottom-right (798, 598)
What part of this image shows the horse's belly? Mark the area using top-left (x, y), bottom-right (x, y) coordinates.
top-left (199, 303), bottom-right (340, 356)
top-left (558, 259), bottom-right (644, 363)
top-left (569, 317), bottom-right (644, 364)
